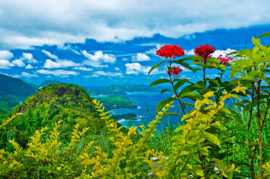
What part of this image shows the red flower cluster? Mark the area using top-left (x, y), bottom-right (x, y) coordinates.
top-left (167, 66), bottom-right (183, 77)
top-left (209, 55), bottom-right (233, 69)
top-left (194, 44), bottom-right (215, 61)
top-left (156, 44), bottom-right (185, 60)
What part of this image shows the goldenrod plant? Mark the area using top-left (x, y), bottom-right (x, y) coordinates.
top-left (0, 86), bottom-right (242, 178)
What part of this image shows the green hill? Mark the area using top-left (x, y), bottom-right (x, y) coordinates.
top-left (85, 83), bottom-right (162, 96)
top-left (6, 83), bottom-right (106, 148)
top-left (0, 74), bottom-right (38, 111)
top-left (39, 79), bottom-right (63, 87)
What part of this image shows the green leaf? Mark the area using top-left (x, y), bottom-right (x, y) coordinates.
top-left (255, 54), bottom-right (270, 66)
top-left (161, 89), bottom-right (174, 94)
top-left (179, 55), bottom-right (204, 61)
top-left (202, 132), bottom-right (221, 148)
top-left (229, 78), bottom-right (256, 86)
top-left (179, 92), bottom-right (203, 101)
top-left (155, 97), bottom-right (176, 114)
top-left (239, 49), bottom-right (253, 58)
top-left (148, 61), bottom-right (166, 75)
top-left (149, 79), bottom-right (171, 87)
top-left (229, 109), bottom-right (243, 124)
top-left (227, 50), bottom-right (239, 56)
top-left (164, 111), bottom-right (182, 117)
top-left (227, 171), bottom-right (233, 179)
top-left (258, 31), bottom-right (270, 38)
top-left (174, 79), bottom-right (190, 91)
top-left (206, 57), bottom-right (220, 64)
top-left (217, 64), bottom-right (226, 71)
top-left (173, 60), bottom-right (201, 73)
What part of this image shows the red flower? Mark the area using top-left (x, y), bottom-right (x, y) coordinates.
top-left (167, 66), bottom-right (183, 78)
top-left (156, 44), bottom-right (185, 60)
top-left (172, 66), bottom-right (183, 75)
top-left (194, 44), bottom-right (215, 62)
top-left (209, 55), bottom-right (233, 69)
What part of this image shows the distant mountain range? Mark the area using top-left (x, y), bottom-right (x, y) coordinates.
top-left (0, 74), bottom-right (38, 110)
top-left (0, 75), bottom-right (162, 111)
top-left (39, 80), bottom-right (63, 87)
top-left (84, 83), bottom-right (162, 96)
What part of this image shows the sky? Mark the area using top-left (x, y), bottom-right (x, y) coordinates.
top-left (0, 0), bottom-right (270, 87)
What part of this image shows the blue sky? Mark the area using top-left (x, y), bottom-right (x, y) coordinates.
top-left (0, 0), bottom-right (270, 87)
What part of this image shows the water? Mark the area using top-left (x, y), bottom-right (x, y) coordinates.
top-left (104, 92), bottom-right (193, 132)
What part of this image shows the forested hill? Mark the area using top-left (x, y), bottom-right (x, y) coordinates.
top-left (39, 79), bottom-right (63, 87)
top-left (85, 83), bottom-right (162, 96)
top-left (7, 83), bottom-right (107, 149)
top-left (0, 74), bottom-right (38, 110)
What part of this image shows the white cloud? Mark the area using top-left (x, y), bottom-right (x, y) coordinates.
top-left (132, 53), bottom-right (150, 61)
top-left (1, 1), bottom-right (270, 50)
top-left (0, 59), bottom-right (15, 69)
top-left (60, 45), bottom-right (81, 55)
top-left (11, 74), bottom-right (21, 78)
top-left (211, 48), bottom-right (236, 58)
top-left (184, 34), bottom-right (196, 40)
top-left (44, 59), bottom-right (80, 68)
top-left (12, 59), bottom-right (25, 67)
top-left (73, 67), bottom-right (93, 71)
top-left (37, 69), bottom-right (79, 76)
top-left (22, 53), bottom-right (38, 63)
top-left (93, 71), bottom-right (123, 76)
top-left (83, 60), bottom-right (109, 68)
top-left (42, 50), bottom-right (58, 59)
top-left (82, 50), bottom-right (116, 63)
top-left (115, 67), bottom-right (119, 70)
top-left (26, 64), bottom-right (34, 69)
top-left (122, 58), bottom-right (129, 61)
top-left (145, 44), bottom-right (162, 55)
top-left (44, 59), bottom-right (61, 68)
top-left (22, 72), bottom-right (38, 78)
top-left (0, 50), bottom-right (14, 59)
top-left (125, 62), bottom-right (164, 75)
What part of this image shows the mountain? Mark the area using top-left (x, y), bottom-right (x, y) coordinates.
top-left (85, 83), bottom-right (162, 96)
top-left (0, 74), bottom-right (38, 111)
top-left (7, 83), bottom-right (106, 148)
top-left (39, 80), bottom-right (63, 87)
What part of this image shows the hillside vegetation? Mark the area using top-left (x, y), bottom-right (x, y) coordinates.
top-left (0, 74), bottom-right (38, 111)
top-left (6, 84), bottom-right (106, 148)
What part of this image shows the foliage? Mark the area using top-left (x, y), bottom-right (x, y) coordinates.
top-left (0, 74), bottom-right (38, 111)
top-left (95, 95), bottom-right (137, 112)
top-left (4, 84), bottom-right (106, 150)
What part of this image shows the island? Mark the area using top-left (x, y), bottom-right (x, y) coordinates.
top-left (94, 95), bottom-right (137, 112)
top-left (111, 113), bottom-right (138, 121)
top-left (84, 83), bottom-right (162, 96)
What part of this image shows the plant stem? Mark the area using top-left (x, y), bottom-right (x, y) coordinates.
top-left (168, 60), bottom-right (186, 115)
top-left (248, 83), bottom-right (256, 179)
